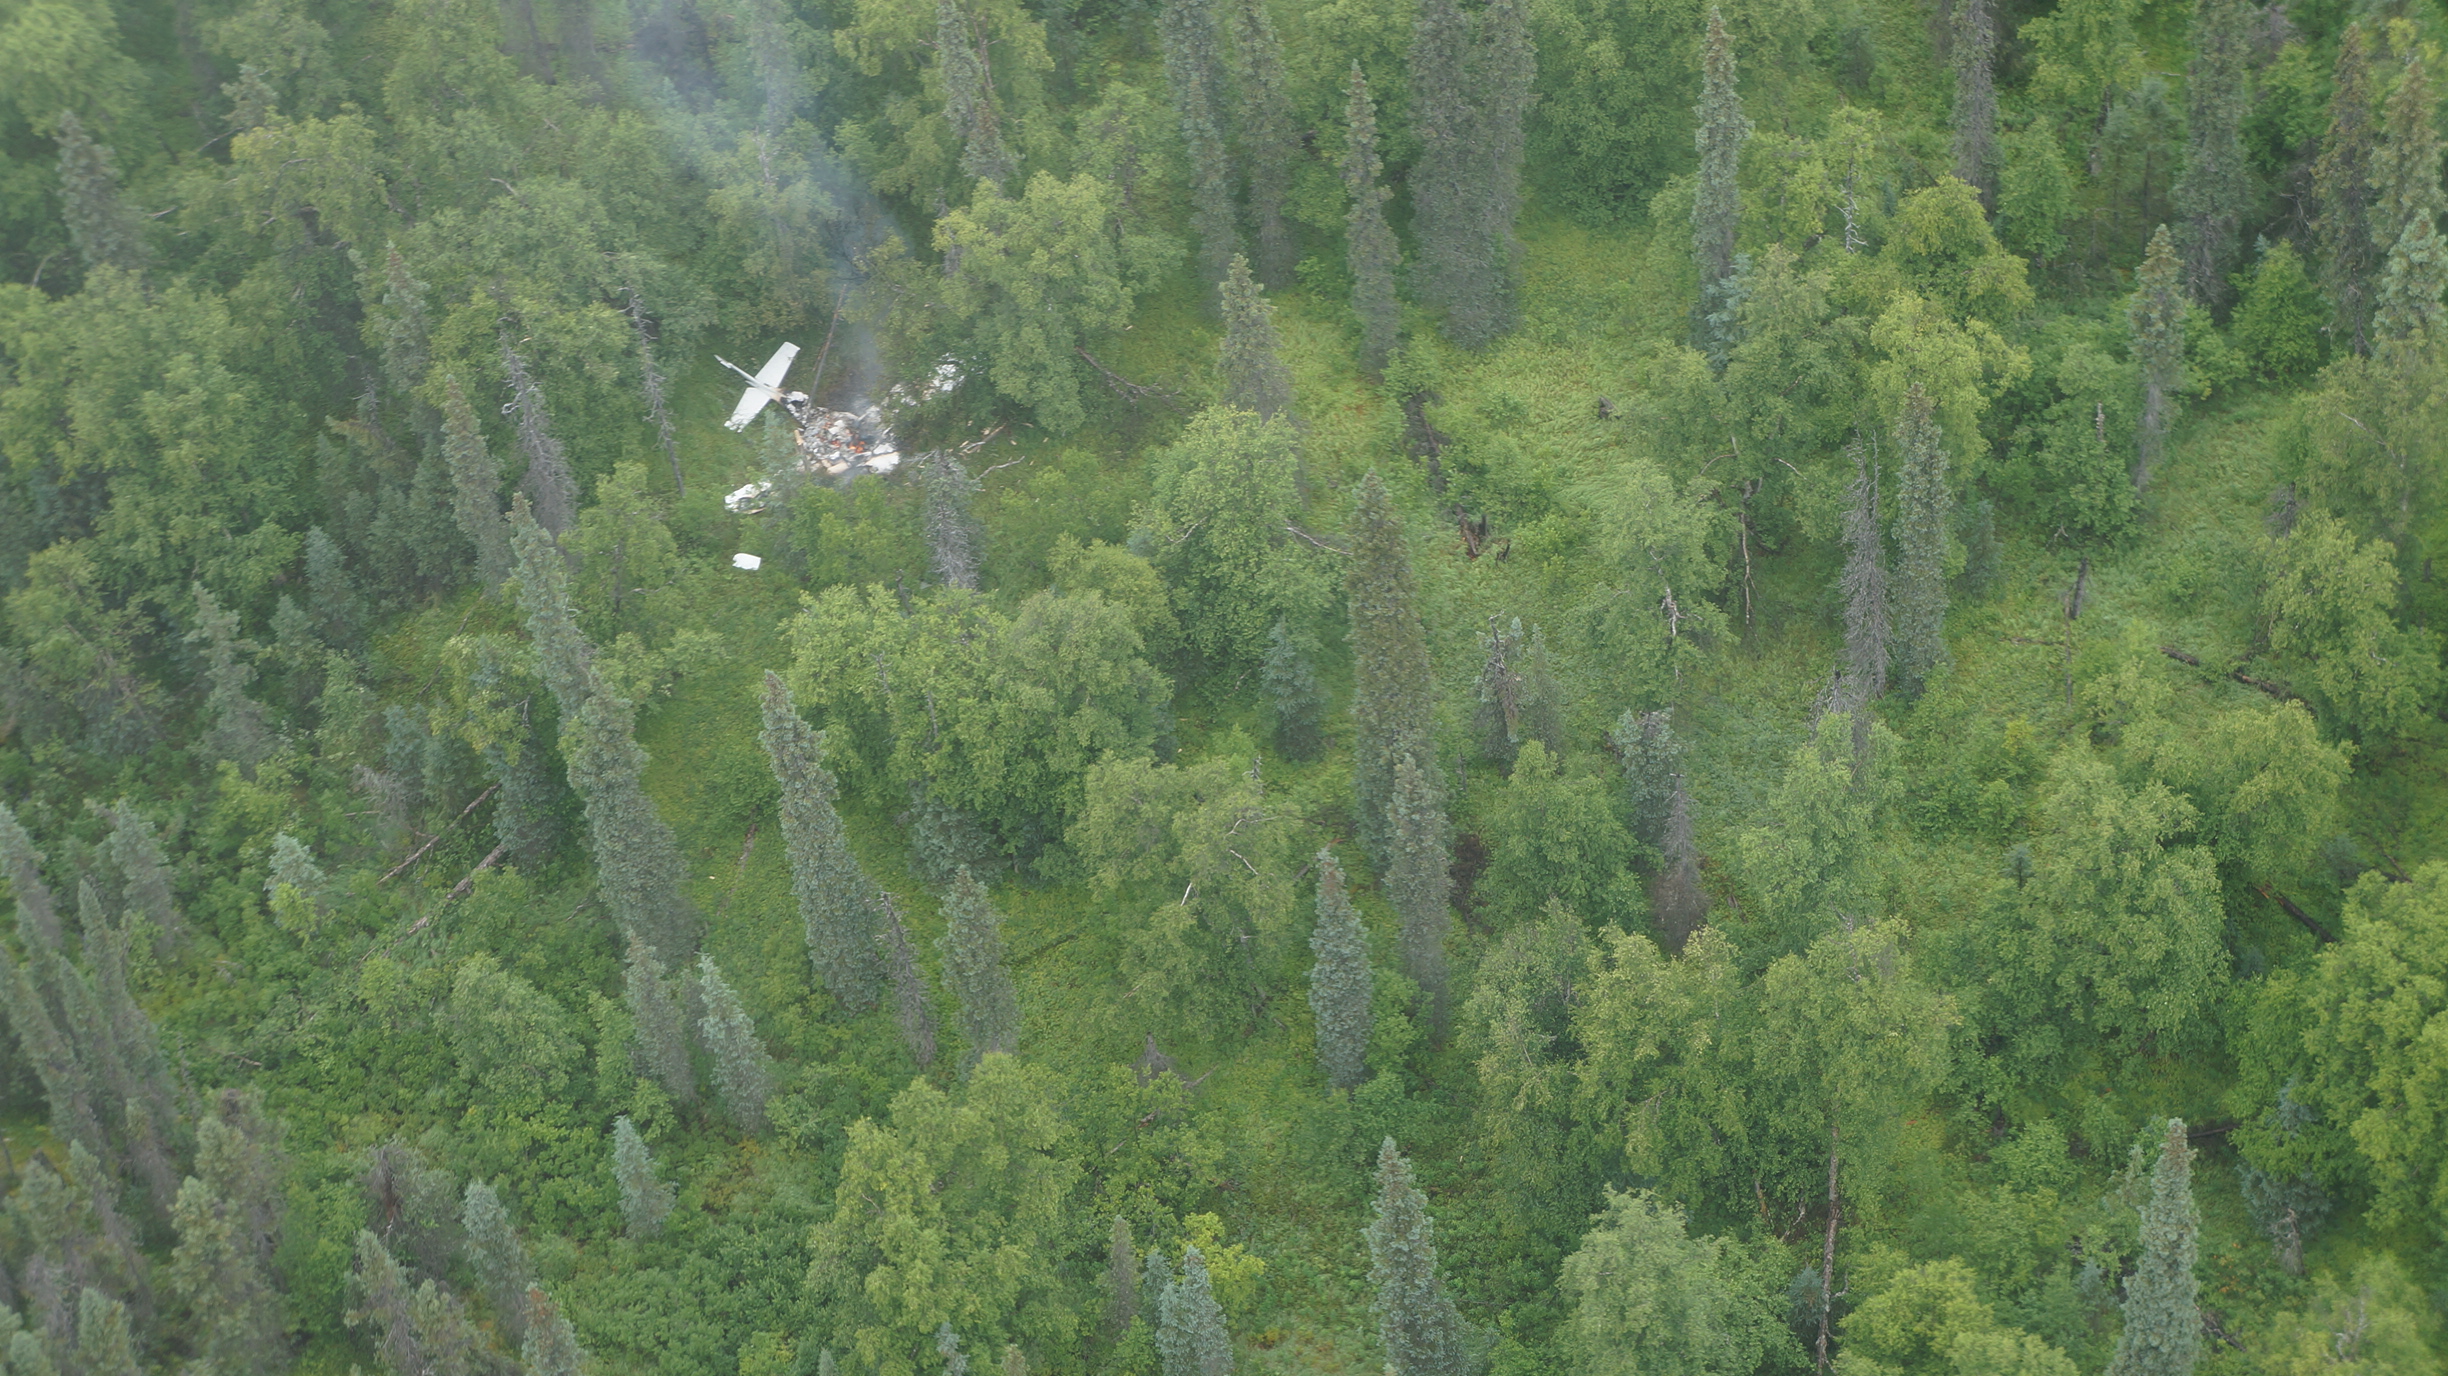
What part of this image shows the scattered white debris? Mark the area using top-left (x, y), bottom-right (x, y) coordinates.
top-left (725, 481), bottom-right (772, 513)
top-left (721, 351), bottom-right (962, 502)
top-left (731, 552), bottom-right (763, 571)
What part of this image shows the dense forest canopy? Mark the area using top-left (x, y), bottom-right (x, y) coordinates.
top-left (0, 0), bottom-right (2445, 1371)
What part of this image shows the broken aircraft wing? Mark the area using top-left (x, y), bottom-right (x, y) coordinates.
top-left (720, 341), bottom-right (802, 431)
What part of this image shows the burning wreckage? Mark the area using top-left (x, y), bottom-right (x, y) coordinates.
top-left (717, 342), bottom-right (961, 512)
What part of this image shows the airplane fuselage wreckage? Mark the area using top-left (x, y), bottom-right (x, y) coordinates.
top-left (717, 342), bottom-right (959, 512)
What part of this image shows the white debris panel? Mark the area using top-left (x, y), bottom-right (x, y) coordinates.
top-left (720, 349), bottom-right (964, 511)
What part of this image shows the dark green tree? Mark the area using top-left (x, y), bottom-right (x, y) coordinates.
top-left (1226, 0), bottom-right (1296, 288)
top-left (1108, 1216), bottom-right (1140, 1337)
top-left (1654, 779), bottom-right (1710, 947)
top-left (612, 1115), bottom-right (675, 1238)
top-left (2130, 225), bottom-right (2186, 492)
top-left (1611, 709), bottom-right (1684, 851)
top-left (1472, 0), bottom-right (1532, 347)
top-left (1347, 471), bottom-right (1434, 868)
top-left (372, 243), bottom-right (434, 412)
top-left (697, 953), bottom-right (776, 1135)
top-left (1160, 1246), bottom-right (1233, 1376)
top-left (521, 1286), bottom-right (590, 1376)
top-left (1388, 753), bottom-right (1452, 1034)
top-left (1158, 0), bottom-right (1240, 295)
top-left (501, 340), bottom-right (578, 536)
top-left (2233, 239), bottom-right (2325, 379)
top-left (1342, 64), bottom-right (1402, 376)
top-left (1263, 619), bottom-right (1325, 761)
top-left (1307, 850), bottom-right (1372, 1091)
top-left (878, 897), bottom-right (941, 1068)
top-left (74, 1288), bottom-right (140, 1376)
top-left (53, 112), bottom-right (145, 273)
top-left (759, 672), bottom-right (887, 1010)
top-left (1890, 383), bottom-right (1953, 696)
top-left (2372, 54), bottom-right (2447, 343)
top-left (921, 452), bottom-right (985, 592)
top-left (1471, 616), bottom-right (1563, 767)
top-left (1367, 1138), bottom-right (1470, 1376)
top-left (565, 684), bottom-right (699, 962)
top-left (2311, 25), bottom-right (2381, 356)
top-left (1951, 0), bottom-right (1998, 199)
top-left (939, 864), bottom-right (1020, 1072)
top-left (622, 282), bottom-right (685, 498)
top-left (461, 1180), bottom-right (533, 1341)
top-left (1837, 436), bottom-right (1888, 717)
top-left (624, 933), bottom-right (696, 1107)
top-left (2107, 1120), bottom-right (2201, 1376)
top-left (939, 0), bottom-right (1017, 188)
top-left (2172, 0), bottom-right (2252, 303)
top-left (1408, 0), bottom-right (1473, 340)
top-left (97, 798), bottom-right (182, 952)
top-left (1692, 8), bottom-right (1751, 370)
top-left (186, 582), bottom-right (278, 772)
top-left (508, 498), bottom-right (595, 719)
top-left (441, 376), bottom-right (511, 592)
top-left (1218, 255), bottom-right (1293, 423)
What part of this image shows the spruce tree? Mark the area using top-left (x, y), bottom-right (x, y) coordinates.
top-left (1, 796), bottom-right (63, 955)
top-left (624, 933), bottom-right (697, 1106)
top-left (1307, 850), bottom-right (1372, 1091)
top-left (758, 672), bottom-right (887, 1010)
top-left (1263, 620), bottom-right (1325, 761)
top-left (1692, 7), bottom-right (1751, 370)
top-left (501, 341), bottom-right (579, 536)
top-left (187, 582), bottom-right (278, 772)
top-left (96, 799), bottom-right (183, 953)
top-left (938, 865), bottom-right (1020, 1072)
top-left (1159, 0), bottom-right (1241, 295)
top-left (565, 685), bottom-right (699, 963)
top-left (623, 283), bottom-right (685, 498)
top-left (1347, 471), bottom-right (1435, 869)
top-left (2371, 54), bottom-right (2447, 343)
top-left (2108, 1119), bottom-right (2202, 1376)
top-left (1889, 383), bottom-right (1953, 697)
top-left (374, 242), bottom-right (434, 413)
top-left (1218, 255), bottom-right (1294, 423)
top-left (1226, 0), bottom-right (1297, 288)
top-left (878, 897), bottom-right (940, 1067)
top-left (940, 1323), bottom-right (972, 1376)
top-left (1610, 709), bottom-right (1684, 851)
top-left (1951, 0), bottom-right (1998, 199)
top-left (2311, 25), bottom-right (2381, 356)
top-left (305, 525), bottom-right (365, 647)
top-left (2129, 225), bottom-right (2186, 493)
top-left (442, 376), bottom-right (512, 593)
top-left (461, 1180), bottom-right (533, 1340)
top-left (1108, 1216), bottom-right (1140, 1337)
top-left (1342, 64), bottom-right (1403, 376)
top-left (521, 1286), bottom-right (590, 1376)
top-left (74, 1288), bottom-right (140, 1376)
top-left (53, 113), bottom-right (146, 274)
top-left (1837, 435), bottom-right (1889, 716)
top-left (1407, 0), bottom-right (1473, 337)
top-left (1652, 779), bottom-right (1710, 946)
top-left (1160, 1246), bottom-right (1234, 1376)
top-left (697, 953), bottom-right (776, 1134)
top-left (612, 1115), bottom-right (675, 1238)
top-left (170, 1172), bottom-right (285, 1370)
top-left (939, 0), bottom-right (1016, 188)
top-left (1471, 617), bottom-right (1562, 766)
top-left (2172, 0), bottom-right (2252, 303)
top-left (1388, 753), bottom-right (1452, 1035)
top-left (921, 453), bottom-right (985, 592)
top-left (355, 1228), bottom-right (424, 1374)
top-left (1366, 1138), bottom-right (1470, 1376)
top-left (508, 497), bottom-right (597, 720)
top-left (1471, 0), bottom-right (1532, 347)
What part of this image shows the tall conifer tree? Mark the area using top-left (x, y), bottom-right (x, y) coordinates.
top-left (758, 672), bottom-right (887, 1010)
top-left (877, 897), bottom-right (940, 1067)
top-left (697, 953), bottom-right (775, 1134)
top-left (53, 113), bottom-right (146, 273)
top-left (1473, 0), bottom-right (1532, 345)
top-left (1218, 255), bottom-right (1294, 422)
top-left (938, 0), bottom-right (1017, 188)
top-left (1366, 1138), bottom-right (1470, 1376)
top-left (508, 497), bottom-right (596, 718)
top-left (442, 377), bottom-right (512, 593)
top-left (2108, 1120), bottom-right (2202, 1376)
top-left (564, 684), bottom-right (699, 961)
top-left (1346, 471), bottom-right (1435, 869)
top-left (2371, 54), bottom-right (2448, 343)
top-left (1837, 436), bottom-right (1888, 715)
top-left (1307, 850), bottom-right (1372, 1091)
top-left (1342, 64), bottom-right (1403, 375)
top-left (1890, 383), bottom-right (1953, 696)
top-left (1263, 619), bottom-right (1325, 761)
top-left (187, 583), bottom-right (277, 772)
top-left (1160, 1247), bottom-right (1233, 1376)
top-left (2173, 0), bottom-right (2252, 303)
top-left (624, 933), bottom-right (697, 1106)
top-left (1951, 0), bottom-right (1998, 199)
top-left (461, 1180), bottom-right (533, 1341)
top-left (521, 1287), bottom-right (591, 1376)
top-left (623, 283), bottom-right (685, 498)
top-left (1692, 7), bottom-right (1751, 370)
top-left (1107, 1217), bottom-right (1140, 1337)
top-left (501, 341), bottom-right (579, 536)
top-left (1388, 753), bottom-right (1452, 1034)
top-left (1227, 0), bottom-right (1297, 288)
top-left (2129, 225), bottom-right (2187, 492)
top-left (938, 865), bottom-right (1020, 1072)
top-left (1408, 0), bottom-right (1474, 337)
top-left (97, 799), bottom-right (183, 952)
top-left (611, 1115), bottom-right (675, 1237)
top-left (921, 453), bottom-right (985, 592)
top-left (2312, 26), bottom-right (2382, 356)
top-left (1160, 0), bottom-right (1241, 295)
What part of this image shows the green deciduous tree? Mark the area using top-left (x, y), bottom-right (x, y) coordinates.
top-left (2128, 226), bottom-right (2186, 492)
top-left (1342, 64), bottom-right (1401, 376)
top-left (446, 953), bottom-right (579, 1104)
top-left (1139, 407), bottom-right (1314, 669)
top-left (2173, 0), bottom-right (2252, 303)
top-left (2107, 1120), bottom-right (2200, 1376)
top-left (2303, 863), bottom-right (2448, 1241)
top-left (760, 672), bottom-right (888, 1011)
top-left (1734, 711), bottom-right (1899, 961)
top-left (1692, 8), bottom-right (1750, 369)
top-left (698, 953), bottom-right (776, 1135)
top-left (612, 1114), bottom-right (675, 1238)
top-left (807, 1055), bottom-right (1079, 1376)
top-left (1475, 741), bottom-right (1640, 930)
top-left (2232, 240), bottom-right (2324, 379)
top-left (1307, 850), bottom-right (1372, 1091)
top-left (2260, 511), bottom-right (2442, 739)
top-left (1366, 1138), bottom-right (1470, 1376)
top-left (939, 865), bottom-right (1020, 1072)
top-left (1347, 471), bottom-right (1435, 868)
top-left (1561, 1188), bottom-right (1786, 1376)
top-left (1217, 256), bottom-right (1293, 423)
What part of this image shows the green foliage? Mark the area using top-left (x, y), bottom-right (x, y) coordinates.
top-left (1159, 0), bottom-right (1240, 297)
top-left (2173, 0), bottom-right (2252, 303)
top-left (1138, 407), bottom-right (1318, 670)
top-left (1410, 0), bottom-right (1527, 348)
top-left (1841, 1258), bottom-right (2073, 1376)
top-left (1734, 712), bottom-right (1900, 959)
top-left (2128, 226), bottom-right (2185, 492)
top-left (2369, 54), bottom-right (2447, 345)
top-left (1996, 126), bottom-right (2075, 268)
top-left (1263, 620), bottom-right (1326, 761)
top-left (2106, 1122), bottom-right (2199, 1376)
top-left (2260, 512), bottom-right (2442, 739)
top-left (1342, 64), bottom-right (1402, 376)
top-left (1347, 471), bottom-right (1435, 868)
top-left (1562, 1188), bottom-right (1791, 1376)
top-left (1891, 384), bottom-right (1954, 696)
top-left (939, 865), bottom-right (1020, 1071)
top-left (1160, 1245), bottom-right (1235, 1376)
top-left (2231, 241), bottom-right (2325, 381)
top-left (807, 1055), bottom-right (1080, 1376)
top-left (1388, 753), bottom-right (1453, 1032)
top-left (1226, 0), bottom-right (1297, 290)
top-left (446, 953), bottom-right (580, 1103)
top-left (1367, 1138), bottom-right (1470, 1376)
top-left (613, 1115), bottom-right (675, 1238)
top-left (1690, 8), bottom-right (1749, 368)
top-left (2312, 26), bottom-right (2382, 356)
top-left (1218, 257), bottom-right (1293, 423)
top-left (1308, 850), bottom-right (1374, 1091)
top-left (697, 953), bottom-right (774, 1134)
top-left (2303, 864), bottom-right (2448, 1241)
top-left (760, 672), bottom-right (888, 1010)
top-left (1474, 741), bottom-right (1641, 930)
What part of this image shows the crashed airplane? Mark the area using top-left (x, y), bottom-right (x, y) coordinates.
top-left (717, 342), bottom-right (960, 511)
